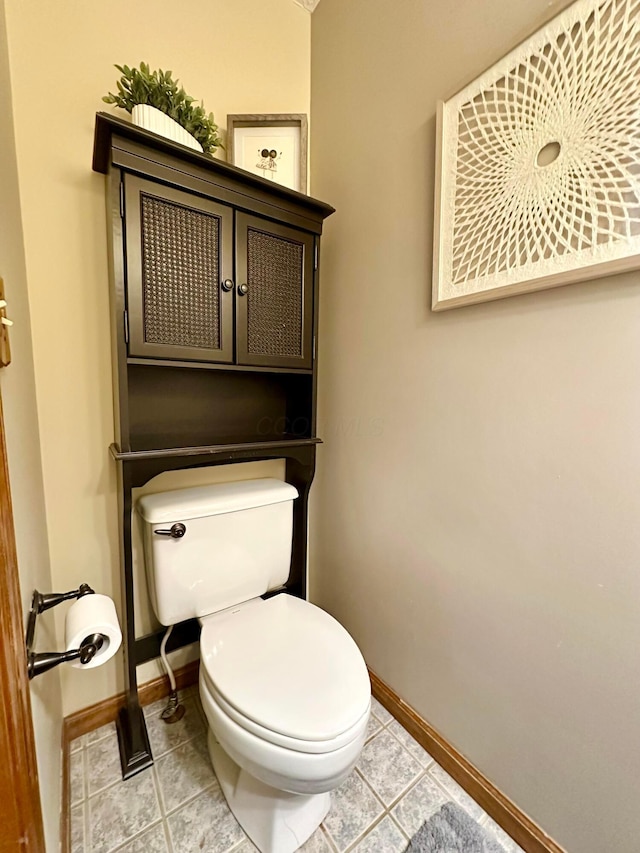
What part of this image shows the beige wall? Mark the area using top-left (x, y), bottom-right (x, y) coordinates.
top-left (310, 2), bottom-right (640, 852)
top-left (0, 2), bottom-right (62, 848)
top-left (3, 0), bottom-right (310, 715)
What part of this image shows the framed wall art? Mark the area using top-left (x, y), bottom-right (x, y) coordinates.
top-left (432, 0), bottom-right (640, 310)
top-left (227, 114), bottom-right (308, 193)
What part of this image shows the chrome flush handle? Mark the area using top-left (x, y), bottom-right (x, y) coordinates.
top-left (153, 523), bottom-right (187, 539)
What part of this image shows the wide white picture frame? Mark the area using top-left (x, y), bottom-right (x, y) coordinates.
top-left (432, 0), bottom-right (640, 310)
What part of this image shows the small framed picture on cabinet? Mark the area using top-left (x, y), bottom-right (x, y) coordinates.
top-left (227, 114), bottom-right (308, 193)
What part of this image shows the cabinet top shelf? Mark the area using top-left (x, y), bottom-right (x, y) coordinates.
top-left (110, 437), bottom-right (322, 462)
top-left (93, 112), bottom-right (335, 220)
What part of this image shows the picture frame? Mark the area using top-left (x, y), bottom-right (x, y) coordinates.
top-left (227, 114), bottom-right (308, 194)
top-left (432, 0), bottom-right (640, 311)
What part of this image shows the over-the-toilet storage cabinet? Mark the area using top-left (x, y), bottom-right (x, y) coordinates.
top-left (93, 112), bottom-right (333, 778)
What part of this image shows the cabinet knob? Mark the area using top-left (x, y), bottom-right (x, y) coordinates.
top-left (238, 283), bottom-right (249, 296)
top-left (221, 279), bottom-right (234, 292)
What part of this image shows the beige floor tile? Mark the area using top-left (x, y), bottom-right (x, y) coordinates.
top-left (388, 719), bottom-right (434, 768)
top-left (322, 771), bottom-right (383, 852)
top-left (70, 803), bottom-right (84, 853)
top-left (482, 816), bottom-right (527, 853)
top-left (299, 825), bottom-right (335, 851)
top-left (87, 721), bottom-right (117, 745)
top-left (112, 821), bottom-right (169, 852)
top-left (88, 768), bottom-right (161, 853)
top-left (156, 735), bottom-right (217, 813)
top-left (145, 695), bottom-right (205, 759)
top-left (357, 729), bottom-right (422, 805)
top-left (428, 763), bottom-right (485, 821)
top-left (370, 696), bottom-right (393, 725)
top-left (87, 731), bottom-right (122, 796)
top-left (392, 773), bottom-right (449, 837)
top-left (70, 750), bottom-right (85, 806)
top-left (351, 815), bottom-right (407, 852)
top-left (167, 783), bottom-right (245, 853)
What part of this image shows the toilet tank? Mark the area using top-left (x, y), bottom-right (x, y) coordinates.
top-left (137, 478), bottom-right (298, 626)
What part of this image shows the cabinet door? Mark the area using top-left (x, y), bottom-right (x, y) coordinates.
top-left (124, 175), bottom-right (234, 363)
top-left (235, 213), bottom-right (314, 369)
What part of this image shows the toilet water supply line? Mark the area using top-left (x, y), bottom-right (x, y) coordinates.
top-left (159, 625), bottom-right (186, 723)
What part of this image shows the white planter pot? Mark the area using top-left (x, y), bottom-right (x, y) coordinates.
top-left (131, 105), bottom-right (203, 153)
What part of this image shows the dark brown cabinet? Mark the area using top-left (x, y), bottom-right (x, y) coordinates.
top-left (123, 175), bottom-right (315, 369)
top-left (93, 112), bottom-right (333, 780)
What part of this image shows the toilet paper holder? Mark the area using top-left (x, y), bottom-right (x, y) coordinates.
top-left (26, 583), bottom-right (107, 679)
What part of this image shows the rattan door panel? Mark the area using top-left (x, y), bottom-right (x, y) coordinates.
top-left (236, 213), bottom-right (314, 369)
top-left (125, 176), bottom-right (234, 362)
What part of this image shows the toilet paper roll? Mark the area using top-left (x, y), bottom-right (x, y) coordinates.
top-left (65, 593), bottom-right (122, 669)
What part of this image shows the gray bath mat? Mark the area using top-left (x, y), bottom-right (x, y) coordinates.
top-left (405, 801), bottom-right (506, 852)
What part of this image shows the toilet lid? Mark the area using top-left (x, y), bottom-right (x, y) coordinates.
top-left (200, 594), bottom-right (370, 742)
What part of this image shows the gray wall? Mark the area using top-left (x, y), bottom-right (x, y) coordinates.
top-left (309, 2), bottom-right (640, 851)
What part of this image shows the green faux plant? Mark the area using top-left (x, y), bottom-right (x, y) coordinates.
top-left (103, 62), bottom-right (223, 154)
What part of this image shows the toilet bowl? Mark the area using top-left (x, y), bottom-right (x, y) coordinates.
top-left (137, 480), bottom-right (371, 853)
top-left (198, 594), bottom-right (370, 852)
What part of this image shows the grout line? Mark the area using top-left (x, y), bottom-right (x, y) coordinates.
top-left (71, 800), bottom-right (86, 853)
top-left (387, 718), bottom-right (437, 770)
top-left (68, 688), bottom-right (495, 853)
top-left (146, 726), bottom-right (205, 762)
top-left (382, 769), bottom-right (426, 812)
top-left (424, 765), bottom-right (466, 803)
top-left (162, 779), bottom-right (220, 819)
top-left (389, 812), bottom-right (410, 841)
top-left (85, 722), bottom-right (116, 746)
top-left (153, 731), bottom-right (209, 770)
top-left (370, 700), bottom-right (394, 727)
top-left (353, 767), bottom-right (387, 813)
top-left (81, 746), bottom-right (89, 805)
top-left (162, 817), bottom-right (175, 853)
top-left (86, 765), bottom-right (145, 802)
top-left (164, 815), bottom-right (175, 852)
top-left (109, 819), bottom-right (165, 852)
top-left (384, 724), bottom-right (429, 769)
top-left (154, 762), bottom-right (169, 817)
top-left (426, 764), bottom-right (486, 820)
top-left (83, 795), bottom-right (91, 852)
top-left (318, 824), bottom-right (339, 852)
top-left (385, 770), bottom-right (428, 831)
top-left (357, 727), bottom-right (425, 810)
top-left (151, 766), bottom-right (165, 820)
top-left (342, 809), bottom-right (392, 853)
top-left (85, 732), bottom-right (117, 754)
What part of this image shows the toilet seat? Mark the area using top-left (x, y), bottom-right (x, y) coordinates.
top-left (200, 673), bottom-right (369, 796)
top-left (200, 594), bottom-right (370, 746)
top-left (201, 669), bottom-right (370, 754)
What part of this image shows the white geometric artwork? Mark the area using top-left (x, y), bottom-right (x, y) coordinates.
top-left (433, 0), bottom-right (640, 310)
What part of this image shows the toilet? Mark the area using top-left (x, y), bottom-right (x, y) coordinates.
top-left (137, 478), bottom-right (371, 853)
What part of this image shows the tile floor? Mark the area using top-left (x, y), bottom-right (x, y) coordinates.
top-left (69, 688), bottom-right (525, 853)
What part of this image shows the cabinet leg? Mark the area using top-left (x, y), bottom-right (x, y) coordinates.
top-left (286, 448), bottom-right (316, 599)
top-left (116, 699), bottom-right (153, 779)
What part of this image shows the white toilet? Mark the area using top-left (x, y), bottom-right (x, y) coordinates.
top-left (137, 478), bottom-right (371, 853)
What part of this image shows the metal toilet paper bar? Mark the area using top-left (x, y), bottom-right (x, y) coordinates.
top-left (25, 583), bottom-right (109, 679)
